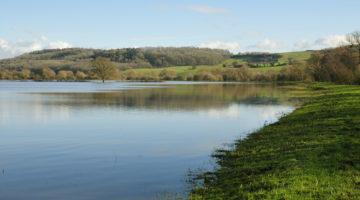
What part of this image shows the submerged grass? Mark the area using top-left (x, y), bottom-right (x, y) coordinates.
top-left (189, 82), bottom-right (360, 199)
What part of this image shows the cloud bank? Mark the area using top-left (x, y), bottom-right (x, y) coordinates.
top-left (198, 41), bottom-right (240, 51)
top-left (252, 39), bottom-right (287, 50)
top-left (293, 35), bottom-right (348, 50)
top-left (0, 27), bottom-right (72, 59)
top-left (197, 34), bottom-right (349, 53)
top-left (314, 35), bottom-right (348, 47)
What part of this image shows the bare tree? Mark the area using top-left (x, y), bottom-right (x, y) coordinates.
top-left (346, 31), bottom-right (360, 64)
top-left (90, 57), bottom-right (116, 83)
top-left (347, 31), bottom-right (360, 46)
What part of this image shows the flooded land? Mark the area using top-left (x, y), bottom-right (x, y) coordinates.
top-left (0, 81), bottom-right (295, 200)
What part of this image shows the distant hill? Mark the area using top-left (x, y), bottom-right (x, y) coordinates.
top-left (0, 47), bottom-right (313, 73)
top-left (0, 47), bottom-right (231, 72)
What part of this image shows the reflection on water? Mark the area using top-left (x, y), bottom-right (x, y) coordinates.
top-left (25, 83), bottom-right (289, 109)
top-left (0, 81), bottom-right (294, 200)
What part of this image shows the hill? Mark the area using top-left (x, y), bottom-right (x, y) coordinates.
top-left (0, 48), bottom-right (312, 73)
top-left (0, 47), bottom-right (231, 72)
top-left (121, 50), bottom-right (313, 79)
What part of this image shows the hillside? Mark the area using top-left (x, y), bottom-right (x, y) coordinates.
top-left (0, 47), bottom-right (231, 72)
top-left (0, 48), bottom-right (312, 73)
top-left (121, 50), bottom-right (313, 79)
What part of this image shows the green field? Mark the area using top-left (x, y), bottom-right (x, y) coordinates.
top-left (122, 51), bottom-right (312, 76)
top-left (122, 63), bottom-right (276, 77)
top-left (278, 51), bottom-right (313, 63)
top-left (123, 65), bottom-right (228, 77)
top-left (223, 51), bottom-right (313, 66)
top-left (190, 83), bottom-right (360, 199)
top-left (123, 65), bottom-right (216, 76)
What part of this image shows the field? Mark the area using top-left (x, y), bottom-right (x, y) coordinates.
top-left (278, 51), bottom-right (313, 63)
top-left (189, 82), bottom-right (360, 199)
top-left (122, 51), bottom-right (312, 76)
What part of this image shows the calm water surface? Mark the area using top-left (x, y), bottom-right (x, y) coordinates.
top-left (0, 81), bottom-right (295, 200)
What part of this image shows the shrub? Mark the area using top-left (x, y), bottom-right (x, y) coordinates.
top-left (41, 67), bottom-right (56, 80)
top-left (159, 70), bottom-right (177, 80)
top-left (75, 71), bottom-right (87, 80)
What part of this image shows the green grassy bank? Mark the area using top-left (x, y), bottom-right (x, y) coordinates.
top-left (190, 83), bottom-right (360, 200)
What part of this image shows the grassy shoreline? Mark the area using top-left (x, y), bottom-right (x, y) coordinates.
top-left (190, 82), bottom-right (360, 199)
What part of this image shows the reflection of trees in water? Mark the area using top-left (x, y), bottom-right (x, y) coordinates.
top-left (29, 84), bottom-right (294, 110)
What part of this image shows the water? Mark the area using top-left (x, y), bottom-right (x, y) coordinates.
top-left (0, 81), bottom-right (295, 200)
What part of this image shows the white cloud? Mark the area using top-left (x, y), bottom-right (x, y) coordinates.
top-left (0, 39), bottom-right (44, 59)
top-left (182, 5), bottom-right (233, 14)
top-left (292, 34), bottom-right (350, 51)
top-left (41, 35), bottom-right (49, 42)
top-left (0, 28), bottom-right (73, 59)
top-left (198, 41), bottom-right (240, 51)
top-left (48, 41), bottom-right (72, 49)
top-left (252, 38), bottom-right (287, 50)
top-left (294, 39), bottom-right (313, 49)
top-left (0, 38), bottom-right (72, 59)
top-left (0, 38), bottom-right (9, 49)
top-left (315, 35), bottom-right (348, 47)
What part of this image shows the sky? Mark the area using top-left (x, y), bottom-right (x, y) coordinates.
top-left (0, 0), bottom-right (359, 59)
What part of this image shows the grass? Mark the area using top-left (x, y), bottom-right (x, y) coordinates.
top-left (189, 82), bottom-right (360, 200)
top-left (220, 51), bottom-right (312, 66)
top-left (122, 63), bottom-right (282, 77)
top-left (122, 51), bottom-right (312, 77)
top-left (123, 65), bottom-right (226, 76)
top-left (122, 63), bottom-right (284, 77)
top-left (279, 51), bottom-right (313, 63)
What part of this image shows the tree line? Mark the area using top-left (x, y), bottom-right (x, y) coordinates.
top-left (231, 52), bottom-right (284, 67)
top-left (0, 68), bottom-right (88, 81)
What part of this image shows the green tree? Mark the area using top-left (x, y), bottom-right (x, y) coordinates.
top-left (123, 48), bottom-right (138, 62)
top-left (90, 57), bottom-right (116, 83)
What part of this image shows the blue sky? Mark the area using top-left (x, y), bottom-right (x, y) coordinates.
top-left (0, 0), bottom-right (359, 58)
